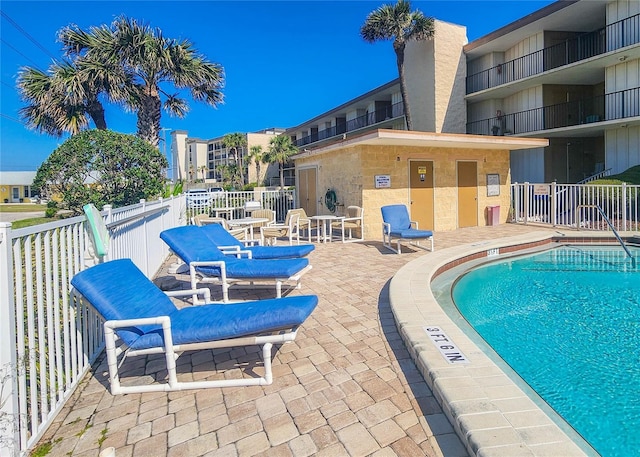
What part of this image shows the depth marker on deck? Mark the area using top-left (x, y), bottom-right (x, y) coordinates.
top-left (424, 326), bottom-right (470, 364)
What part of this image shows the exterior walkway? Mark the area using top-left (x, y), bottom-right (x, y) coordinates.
top-left (39, 224), bottom-right (556, 457)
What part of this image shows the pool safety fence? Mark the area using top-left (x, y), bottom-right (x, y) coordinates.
top-left (510, 182), bottom-right (640, 231)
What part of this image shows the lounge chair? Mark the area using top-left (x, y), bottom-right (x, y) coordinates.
top-left (70, 258), bottom-right (318, 394)
top-left (332, 205), bottom-right (364, 243)
top-left (381, 204), bottom-right (434, 254)
top-left (160, 225), bottom-right (312, 302)
top-left (200, 223), bottom-right (314, 259)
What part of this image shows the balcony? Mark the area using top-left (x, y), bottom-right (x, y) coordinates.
top-left (467, 13), bottom-right (640, 94)
top-left (294, 101), bottom-right (404, 147)
top-left (467, 86), bottom-right (640, 136)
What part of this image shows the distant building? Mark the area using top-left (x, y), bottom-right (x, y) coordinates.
top-left (0, 171), bottom-right (37, 203)
top-left (170, 128), bottom-right (286, 187)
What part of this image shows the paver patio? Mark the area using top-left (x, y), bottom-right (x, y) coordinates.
top-left (38, 223), bottom-right (554, 457)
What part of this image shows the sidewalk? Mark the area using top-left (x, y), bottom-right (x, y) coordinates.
top-left (39, 223), bottom-right (554, 457)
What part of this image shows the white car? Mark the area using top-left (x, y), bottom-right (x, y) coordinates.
top-left (186, 189), bottom-right (212, 209)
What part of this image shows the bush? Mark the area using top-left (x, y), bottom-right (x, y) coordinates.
top-left (34, 130), bottom-right (167, 215)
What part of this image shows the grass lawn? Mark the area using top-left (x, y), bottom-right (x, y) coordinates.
top-left (0, 204), bottom-right (46, 212)
top-left (10, 217), bottom-right (68, 229)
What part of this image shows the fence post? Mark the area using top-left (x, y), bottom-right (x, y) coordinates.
top-left (551, 181), bottom-right (557, 226)
top-left (524, 182), bottom-right (530, 225)
top-left (622, 183), bottom-right (627, 231)
top-left (0, 223), bottom-right (20, 456)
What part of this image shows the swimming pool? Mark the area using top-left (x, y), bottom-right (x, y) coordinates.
top-left (451, 246), bottom-right (640, 457)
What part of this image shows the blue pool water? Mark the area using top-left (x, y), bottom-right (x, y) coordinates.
top-left (452, 246), bottom-right (640, 457)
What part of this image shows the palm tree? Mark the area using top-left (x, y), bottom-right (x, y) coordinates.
top-left (198, 165), bottom-right (207, 181)
top-left (16, 60), bottom-right (108, 136)
top-left (265, 135), bottom-right (298, 189)
top-left (361, 0), bottom-right (434, 130)
top-left (248, 145), bottom-right (264, 185)
top-left (58, 16), bottom-right (224, 147)
top-left (222, 133), bottom-right (247, 186)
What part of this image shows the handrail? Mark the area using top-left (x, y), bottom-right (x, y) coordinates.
top-left (576, 204), bottom-right (634, 263)
top-left (105, 204), bottom-right (170, 229)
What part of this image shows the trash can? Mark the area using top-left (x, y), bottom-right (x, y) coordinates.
top-left (487, 205), bottom-right (500, 226)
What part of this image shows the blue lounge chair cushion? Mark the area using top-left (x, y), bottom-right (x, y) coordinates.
top-left (160, 226), bottom-right (309, 278)
top-left (381, 204), bottom-right (433, 238)
top-left (200, 224), bottom-right (314, 259)
top-left (390, 228), bottom-right (434, 239)
top-left (71, 259), bottom-right (318, 351)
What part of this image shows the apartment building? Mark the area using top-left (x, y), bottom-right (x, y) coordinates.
top-left (170, 128), bottom-right (285, 187)
top-left (286, 19), bottom-right (468, 148)
top-left (465, 0), bottom-right (640, 183)
top-left (287, 1), bottom-right (640, 185)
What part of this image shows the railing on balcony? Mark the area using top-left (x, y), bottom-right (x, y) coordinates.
top-left (467, 86), bottom-right (640, 136)
top-left (294, 101), bottom-right (404, 147)
top-left (511, 181), bottom-right (640, 231)
top-left (467, 13), bottom-right (640, 94)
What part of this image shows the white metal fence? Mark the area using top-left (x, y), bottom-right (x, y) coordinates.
top-left (0, 188), bottom-right (297, 456)
top-left (511, 182), bottom-right (640, 231)
top-left (0, 196), bottom-right (183, 456)
top-left (185, 189), bottom-right (296, 223)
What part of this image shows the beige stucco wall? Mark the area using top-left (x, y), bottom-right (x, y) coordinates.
top-left (405, 20), bottom-right (468, 134)
top-left (295, 143), bottom-right (512, 240)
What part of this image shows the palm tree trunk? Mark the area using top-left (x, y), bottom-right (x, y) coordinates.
top-left (86, 98), bottom-right (107, 130)
top-left (394, 43), bottom-right (412, 131)
top-left (279, 161), bottom-right (285, 189)
top-left (138, 93), bottom-right (161, 147)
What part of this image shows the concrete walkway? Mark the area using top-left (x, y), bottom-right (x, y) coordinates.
top-left (39, 223), bottom-right (557, 457)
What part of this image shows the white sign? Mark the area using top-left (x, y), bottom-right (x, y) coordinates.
top-left (375, 175), bottom-right (391, 188)
top-left (424, 326), bottom-right (470, 364)
top-left (534, 184), bottom-right (550, 196)
top-left (487, 248), bottom-right (500, 257)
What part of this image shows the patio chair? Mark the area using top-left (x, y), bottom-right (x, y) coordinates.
top-left (289, 208), bottom-right (313, 241)
top-left (70, 258), bottom-right (318, 394)
top-left (248, 208), bottom-right (276, 234)
top-left (260, 211), bottom-right (300, 246)
top-left (160, 225), bottom-right (312, 303)
top-left (332, 205), bottom-right (364, 243)
top-left (200, 223), bottom-right (314, 259)
top-left (381, 204), bottom-right (434, 254)
top-left (191, 213), bottom-right (247, 240)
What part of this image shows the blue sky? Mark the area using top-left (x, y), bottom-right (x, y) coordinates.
top-left (0, 0), bottom-right (555, 171)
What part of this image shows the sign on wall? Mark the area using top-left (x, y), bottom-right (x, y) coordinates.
top-left (375, 175), bottom-right (391, 188)
top-left (487, 173), bottom-right (500, 196)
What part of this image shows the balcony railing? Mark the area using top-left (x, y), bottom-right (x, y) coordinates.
top-left (467, 86), bottom-right (640, 136)
top-left (467, 13), bottom-right (640, 94)
top-left (294, 101), bottom-right (404, 147)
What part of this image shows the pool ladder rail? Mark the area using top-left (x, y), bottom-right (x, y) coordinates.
top-left (577, 204), bottom-right (636, 268)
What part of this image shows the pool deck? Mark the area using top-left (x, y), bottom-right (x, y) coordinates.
top-left (38, 223), bottom-right (617, 457)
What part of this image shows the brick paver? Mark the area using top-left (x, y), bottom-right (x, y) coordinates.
top-left (36, 224), bottom-right (554, 456)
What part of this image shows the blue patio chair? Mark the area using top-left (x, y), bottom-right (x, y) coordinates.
top-left (200, 223), bottom-right (314, 259)
top-left (381, 204), bottom-right (434, 254)
top-left (160, 225), bottom-right (312, 303)
top-left (70, 258), bottom-right (318, 394)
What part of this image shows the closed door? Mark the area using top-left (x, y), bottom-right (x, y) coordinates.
top-left (457, 161), bottom-right (478, 228)
top-left (409, 161), bottom-right (434, 230)
top-left (298, 168), bottom-right (317, 216)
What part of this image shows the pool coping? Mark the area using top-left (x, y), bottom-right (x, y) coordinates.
top-left (388, 229), bottom-right (635, 457)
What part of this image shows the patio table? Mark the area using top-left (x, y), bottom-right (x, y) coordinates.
top-left (226, 217), bottom-right (269, 239)
top-left (309, 215), bottom-right (343, 243)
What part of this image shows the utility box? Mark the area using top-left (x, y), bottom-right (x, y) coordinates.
top-left (487, 205), bottom-right (500, 226)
